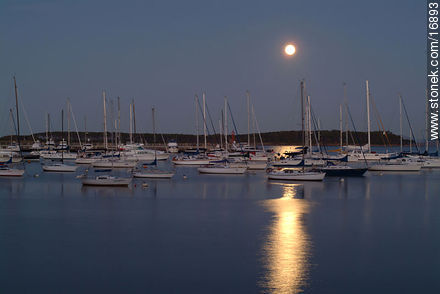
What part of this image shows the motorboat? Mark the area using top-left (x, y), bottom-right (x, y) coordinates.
top-left (82, 175), bottom-right (132, 186)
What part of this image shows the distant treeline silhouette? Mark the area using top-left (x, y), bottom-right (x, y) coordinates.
top-left (1, 130), bottom-right (410, 146)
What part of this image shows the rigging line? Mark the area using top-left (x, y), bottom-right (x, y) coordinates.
top-left (309, 104), bottom-right (327, 157)
top-left (204, 99), bottom-right (220, 146)
top-left (67, 99), bottom-right (83, 149)
top-left (400, 95), bottom-right (420, 153)
top-left (251, 104), bottom-right (265, 152)
top-left (196, 97), bottom-right (216, 142)
top-left (227, 102), bottom-right (247, 161)
top-left (370, 95), bottom-right (391, 148)
top-left (18, 95), bottom-right (36, 143)
top-left (346, 104), bottom-right (368, 167)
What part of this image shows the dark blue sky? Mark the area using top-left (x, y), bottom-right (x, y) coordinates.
top-left (0, 0), bottom-right (425, 139)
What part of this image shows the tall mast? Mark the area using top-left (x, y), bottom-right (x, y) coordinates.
top-left (46, 113), bottom-right (49, 144)
top-left (195, 95), bottom-right (199, 150)
top-left (340, 104), bottom-right (343, 150)
top-left (399, 95), bottom-right (403, 153)
top-left (152, 107), bottom-right (156, 144)
top-left (219, 114), bottom-right (223, 150)
top-left (247, 90), bottom-right (250, 146)
top-left (13, 76), bottom-right (21, 155)
top-left (103, 90), bottom-right (108, 150)
top-left (117, 97), bottom-right (121, 147)
top-left (84, 115), bottom-right (87, 144)
top-left (203, 92), bottom-right (207, 149)
top-left (308, 96), bottom-right (312, 154)
top-left (61, 109), bottom-right (64, 163)
top-left (366, 80), bottom-right (371, 153)
top-left (300, 80), bottom-right (305, 169)
top-left (132, 99), bottom-right (137, 143)
top-left (67, 98), bottom-right (71, 147)
top-left (343, 83), bottom-right (348, 146)
top-left (129, 102), bottom-right (133, 144)
top-left (224, 96), bottom-right (228, 152)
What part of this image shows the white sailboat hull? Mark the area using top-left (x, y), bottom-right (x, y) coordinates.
top-left (198, 167), bottom-right (247, 174)
top-left (92, 160), bottom-right (137, 168)
top-left (268, 171), bottom-right (326, 181)
top-left (42, 164), bottom-right (78, 172)
top-left (0, 168), bottom-right (25, 176)
top-left (368, 164), bottom-right (421, 171)
top-left (172, 159), bottom-right (212, 165)
top-left (133, 171), bottom-right (175, 178)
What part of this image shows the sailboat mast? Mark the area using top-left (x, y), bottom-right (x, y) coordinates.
top-left (224, 96), bottom-right (228, 152)
top-left (203, 92), bottom-right (207, 149)
top-left (340, 104), bottom-right (343, 150)
top-left (61, 109), bottom-right (64, 163)
top-left (308, 96), bottom-right (312, 154)
top-left (366, 80), bottom-right (371, 153)
top-left (46, 113), bottom-right (49, 144)
top-left (129, 102), bottom-right (133, 144)
top-left (117, 97), bottom-right (121, 147)
top-left (132, 99), bottom-right (137, 143)
top-left (195, 95), bottom-right (199, 150)
top-left (399, 95), bottom-right (403, 153)
top-left (84, 115), bottom-right (87, 144)
top-left (300, 80), bottom-right (305, 160)
top-left (344, 83), bottom-right (348, 146)
top-left (219, 115), bottom-right (223, 150)
top-left (247, 90), bottom-right (250, 146)
top-left (152, 107), bottom-right (156, 144)
top-left (103, 90), bottom-right (108, 150)
top-left (67, 98), bottom-right (71, 147)
top-left (13, 76), bottom-right (21, 154)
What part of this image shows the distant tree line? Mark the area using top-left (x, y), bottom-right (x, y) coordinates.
top-left (1, 130), bottom-right (410, 147)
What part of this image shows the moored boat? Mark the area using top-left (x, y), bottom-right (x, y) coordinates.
top-left (82, 175), bottom-right (132, 186)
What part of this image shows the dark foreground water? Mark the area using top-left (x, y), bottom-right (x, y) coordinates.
top-left (1, 161), bottom-right (440, 293)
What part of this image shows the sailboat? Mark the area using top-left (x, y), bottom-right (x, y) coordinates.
top-left (42, 109), bottom-right (78, 172)
top-left (0, 77), bottom-right (25, 177)
top-left (267, 80), bottom-right (325, 181)
top-left (133, 153), bottom-right (175, 178)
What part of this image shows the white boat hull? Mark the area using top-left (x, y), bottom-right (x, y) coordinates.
top-left (42, 164), bottom-right (78, 172)
top-left (198, 167), bottom-right (247, 174)
top-left (0, 168), bottom-right (25, 176)
top-left (133, 172), bottom-right (175, 178)
top-left (92, 160), bottom-right (137, 168)
top-left (368, 164), bottom-right (421, 171)
top-left (268, 171), bottom-right (326, 181)
top-left (172, 159), bottom-right (212, 165)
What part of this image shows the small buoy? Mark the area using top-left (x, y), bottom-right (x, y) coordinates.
top-left (134, 184), bottom-right (137, 187)
top-left (142, 183), bottom-right (149, 188)
top-left (27, 160), bottom-right (31, 163)
top-left (34, 174), bottom-right (39, 177)
top-left (340, 178), bottom-right (344, 182)
top-left (183, 175), bottom-right (187, 179)
top-left (379, 172), bottom-right (383, 176)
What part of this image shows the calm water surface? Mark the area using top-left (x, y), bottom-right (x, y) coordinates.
top-left (1, 156), bottom-right (440, 293)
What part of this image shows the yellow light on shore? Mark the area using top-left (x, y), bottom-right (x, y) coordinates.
top-left (284, 44), bottom-right (296, 56)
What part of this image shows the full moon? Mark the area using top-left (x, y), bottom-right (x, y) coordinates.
top-left (284, 44), bottom-right (296, 56)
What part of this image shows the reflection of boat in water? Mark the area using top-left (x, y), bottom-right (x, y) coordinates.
top-left (0, 166), bottom-right (25, 177)
top-left (267, 168), bottom-right (325, 181)
top-left (82, 175), bottom-right (132, 186)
